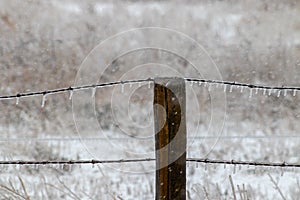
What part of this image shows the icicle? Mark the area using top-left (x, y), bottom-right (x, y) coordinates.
top-left (224, 85), bottom-right (227, 92)
top-left (68, 164), bottom-right (72, 172)
top-left (198, 82), bottom-right (202, 86)
top-left (204, 82), bottom-right (208, 87)
top-left (16, 97), bottom-right (20, 105)
top-left (138, 82), bottom-right (142, 88)
top-left (263, 89), bottom-right (267, 95)
top-left (190, 81), bottom-right (194, 87)
top-left (129, 83), bottom-right (133, 88)
top-left (284, 90), bottom-right (287, 96)
top-left (281, 167), bottom-right (284, 176)
top-left (69, 90), bottom-right (73, 100)
top-left (249, 89), bottom-right (253, 98)
top-left (240, 86), bottom-right (244, 93)
top-left (277, 90), bottom-right (281, 97)
top-left (41, 94), bottom-right (47, 108)
top-left (255, 88), bottom-right (259, 94)
top-left (239, 165), bottom-right (242, 171)
top-left (196, 162), bottom-right (199, 168)
top-left (293, 90), bottom-right (297, 96)
top-left (148, 81), bottom-right (151, 89)
top-left (268, 89), bottom-right (272, 96)
top-left (208, 84), bottom-right (211, 91)
top-left (233, 165), bottom-right (236, 174)
top-left (224, 164), bottom-right (226, 169)
top-left (91, 87), bottom-right (96, 97)
top-left (230, 85), bottom-right (233, 93)
top-left (121, 84), bottom-right (124, 93)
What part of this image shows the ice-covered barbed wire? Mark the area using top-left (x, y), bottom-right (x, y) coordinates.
top-left (0, 78), bottom-right (154, 100)
top-left (185, 78), bottom-right (300, 97)
top-left (187, 158), bottom-right (300, 168)
top-left (0, 158), bottom-right (299, 169)
top-left (2, 134), bottom-right (300, 142)
top-left (1, 78), bottom-right (300, 102)
top-left (0, 158), bottom-right (155, 165)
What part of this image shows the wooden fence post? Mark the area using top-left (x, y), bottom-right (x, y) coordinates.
top-left (154, 77), bottom-right (186, 200)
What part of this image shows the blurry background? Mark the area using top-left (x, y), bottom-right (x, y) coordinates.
top-left (0, 0), bottom-right (300, 199)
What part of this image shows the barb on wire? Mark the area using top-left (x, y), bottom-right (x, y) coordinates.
top-left (185, 78), bottom-right (300, 92)
top-left (0, 158), bottom-right (155, 165)
top-left (187, 158), bottom-right (300, 168)
top-left (0, 78), bottom-right (154, 100)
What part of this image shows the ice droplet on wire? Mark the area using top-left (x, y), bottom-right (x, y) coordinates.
top-left (249, 89), bottom-right (253, 98)
top-left (91, 87), bottom-right (96, 97)
top-left (41, 94), bottom-right (47, 108)
top-left (268, 89), bottom-right (272, 96)
top-left (263, 89), bottom-right (267, 95)
top-left (284, 90), bottom-right (287, 96)
top-left (208, 83), bottom-right (211, 91)
top-left (69, 90), bottom-right (73, 100)
top-left (277, 90), bottom-right (281, 97)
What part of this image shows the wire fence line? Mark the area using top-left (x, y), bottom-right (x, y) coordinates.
top-left (0, 158), bottom-right (299, 169)
top-left (0, 78), bottom-right (153, 100)
top-left (187, 158), bottom-right (300, 168)
top-left (1, 78), bottom-right (300, 172)
top-left (1, 77), bottom-right (300, 101)
top-left (184, 78), bottom-right (300, 92)
top-left (0, 158), bottom-right (155, 165)
top-left (1, 134), bottom-right (300, 142)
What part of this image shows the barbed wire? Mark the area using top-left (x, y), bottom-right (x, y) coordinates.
top-left (1, 134), bottom-right (300, 142)
top-left (0, 158), bottom-right (155, 165)
top-left (0, 78), bottom-right (153, 100)
top-left (187, 158), bottom-right (300, 168)
top-left (0, 158), bottom-right (299, 168)
top-left (185, 78), bottom-right (300, 91)
top-left (1, 77), bottom-right (300, 101)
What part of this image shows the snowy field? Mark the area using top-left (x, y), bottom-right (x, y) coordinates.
top-left (1, 0), bottom-right (300, 199)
